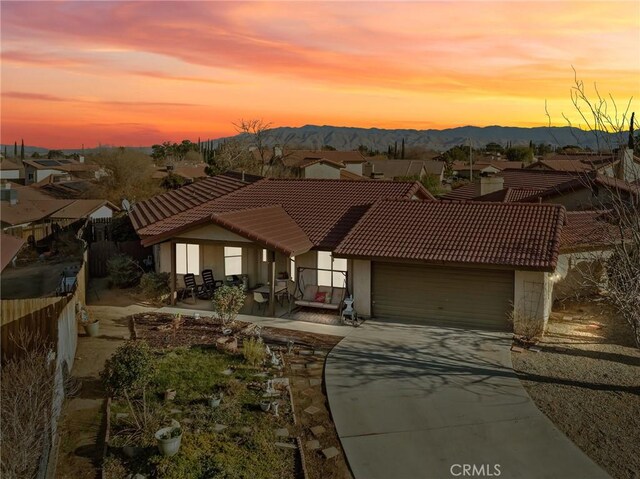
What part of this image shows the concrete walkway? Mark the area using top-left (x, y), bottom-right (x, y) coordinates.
top-left (160, 306), bottom-right (354, 338)
top-left (325, 319), bottom-right (608, 479)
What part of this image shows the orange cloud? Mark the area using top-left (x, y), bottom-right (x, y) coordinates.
top-left (1, 1), bottom-right (638, 148)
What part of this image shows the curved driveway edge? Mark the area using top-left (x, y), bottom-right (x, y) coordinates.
top-left (325, 319), bottom-right (608, 479)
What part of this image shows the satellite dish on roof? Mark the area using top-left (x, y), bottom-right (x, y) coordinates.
top-left (121, 199), bottom-right (131, 213)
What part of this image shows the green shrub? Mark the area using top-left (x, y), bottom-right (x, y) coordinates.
top-left (242, 337), bottom-right (266, 367)
top-left (140, 272), bottom-right (170, 302)
top-left (213, 286), bottom-right (245, 325)
top-left (107, 254), bottom-right (142, 288)
top-left (101, 341), bottom-right (155, 398)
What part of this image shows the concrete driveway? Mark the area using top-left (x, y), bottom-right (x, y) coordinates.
top-left (325, 319), bottom-right (608, 479)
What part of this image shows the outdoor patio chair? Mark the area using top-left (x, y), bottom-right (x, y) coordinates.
top-left (180, 273), bottom-right (209, 303)
top-left (201, 269), bottom-right (223, 296)
top-left (252, 291), bottom-right (269, 314)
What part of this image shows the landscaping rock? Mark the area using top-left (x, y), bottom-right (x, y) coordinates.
top-left (290, 364), bottom-right (305, 371)
top-left (304, 405), bottom-right (321, 415)
top-left (222, 368), bottom-right (233, 376)
top-left (274, 428), bottom-right (289, 438)
top-left (213, 424), bottom-right (228, 432)
top-left (306, 439), bottom-right (321, 450)
top-left (302, 387), bottom-right (315, 397)
top-left (309, 378), bottom-right (322, 387)
top-left (299, 349), bottom-right (314, 356)
top-left (310, 425), bottom-right (326, 436)
top-left (322, 446), bottom-right (339, 459)
top-left (272, 377), bottom-right (290, 387)
top-left (306, 362), bottom-right (322, 369)
top-left (115, 413), bottom-right (129, 420)
top-left (169, 409), bottom-right (182, 414)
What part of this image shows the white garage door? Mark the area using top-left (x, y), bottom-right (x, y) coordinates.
top-left (372, 262), bottom-right (514, 330)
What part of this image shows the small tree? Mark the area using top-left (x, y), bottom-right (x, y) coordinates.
top-left (107, 254), bottom-right (143, 288)
top-left (101, 341), bottom-right (155, 428)
top-left (213, 285), bottom-right (245, 325)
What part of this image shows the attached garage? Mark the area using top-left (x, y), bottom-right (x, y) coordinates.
top-left (372, 262), bottom-right (514, 330)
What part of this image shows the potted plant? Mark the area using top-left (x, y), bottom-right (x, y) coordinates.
top-left (78, 307), bottom-right (100, 337)
top-left (259, 400), bottom-right (271, 412)
top-left (155, 425), bottom-right (182, 456)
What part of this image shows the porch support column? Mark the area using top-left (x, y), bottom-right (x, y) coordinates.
top-left (170, 241), bottom-right (177, 306)
top-left (268, 250), bottom-right (276, 317)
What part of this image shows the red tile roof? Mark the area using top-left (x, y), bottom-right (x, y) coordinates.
top-left (130, 175), bottom-right (250, 231)
top-left (334, 200), bottom-right (565, 271)
top-left (441, 169), bottom-right (578, 201)
top-left (560, 210), bottom-right (623, 251)
top-left (211, 206), bottom-right (313, 257)
top-left (474, 187), bottom-right (547, 203)
top-left (138, 178), bottom-right (432, 249)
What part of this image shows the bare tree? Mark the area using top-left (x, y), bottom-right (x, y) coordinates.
top-left (550, 72), bottom-right (640, 346)
top-left (0, 331), bottom-right (76, 478)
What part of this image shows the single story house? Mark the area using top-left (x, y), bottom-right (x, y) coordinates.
top-left (363, 159), bottom-right (445, 183)
top-left (256, 148), bottom-right (368, 178)
top-left (23, 158), bottom-right (100, 185)
top-left (132, 175), bottom-right (567, 333)
top-left (0, 159), bottom-right (22, 181)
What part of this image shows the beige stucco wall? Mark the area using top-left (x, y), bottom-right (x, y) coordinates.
top-left (303, 163), bottom-right (341, 179)
top-left (345, 163), bottom-right (364, 175)
top-left (513, 270), bottom-right (553, 335)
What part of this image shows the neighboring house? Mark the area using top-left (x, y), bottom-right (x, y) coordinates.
top-left (132, 175), bottom-right (566, 334)
top-left (0, 232), bottom-right (25, 271)
top-left (450, 161), bottom-right (500, 179)
top-left (49, 199), bottom-right (119, 222)
top-left (554, 210), bottom-right (623, 300)
top-left (23, 158), bottom-right (100, 185)
top-left (152, 164), bottom-right (209, 182)
top-left (256, 148), bottom-right (367, 178)
top-left (34, 176), bottom-right (94, 199)
top-left (0, 159), bottom-right (22, 181)
top-left (529, 149), bottom-right (640, 182)
top-left (1, 181), bottom-right (117, 241)
top-left (363, 159), bottom-right (445, 183)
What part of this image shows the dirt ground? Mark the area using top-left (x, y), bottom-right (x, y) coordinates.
top-left (512, 299), bottom-right (640, 479)
top-left (55, 281), bottom-right (155, 479)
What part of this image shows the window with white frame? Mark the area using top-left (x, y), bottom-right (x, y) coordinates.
top-left (224, 247), bottom-right (242, 275)
top-left (176, 243), bottom-right (200, 275)
top-left (317, 251), bottom-right (346, 287)
top-left (290, 256), bottom-right (296, 282)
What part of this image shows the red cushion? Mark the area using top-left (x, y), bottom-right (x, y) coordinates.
top-left (314, 291), bottom-right (327, 303)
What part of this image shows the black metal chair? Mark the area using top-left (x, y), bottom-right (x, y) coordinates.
top-left (201, 269), bottom-right (223, 296)
top-left (180, 273), bottom-right (208, 303)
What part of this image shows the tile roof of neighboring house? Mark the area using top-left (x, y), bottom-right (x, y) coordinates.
top-left (130, 175), bottom-right (250, 231)
top-left (441, 169), bottom-right (577, 201)
top-left (1, 198), bottom-right (71, 226)
top-left (284, 150), bottom-right (366, 164)
top-left (365, 159), bottom-right (444, 178)
top-left (23, 159), bottom-right (97, 172)
top-left (0, 233), bottom-right (25, 271)
top-left (36, 179), bottom-right (93, 199)
top-left (211, 206), bottom-right (313, 257)
top-left (528, 172), bottom-right (640, 202)
top-left (474, 187), bottom-right (547, 203)
top-left (334, 200), bottom-right (565, 271)
top-left (49, 199), bottom-right (119, 220)
top-left (138, 178), bottom-right (432, 249)
top-left (340, 169), bottom-right (367, 180)
top-left (451, 161), bottom-right (499, 172)
top-left (479, 161), bottom-right (527, 170)
top-left (0, 159), bottom-right (21, 170)
top-left (290, 157), bottom-right (344, 169)
top-left (527, 159), bottom-right (597, 173)
top-left (560, 210), bottom-right (622, 252)
top-left (152, 164), bottom-right (209, 180)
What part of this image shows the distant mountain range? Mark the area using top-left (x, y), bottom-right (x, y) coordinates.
top-left (212, 124), bottom-right (622, 153)
top-left (3, 124), bottom-right (623, 156)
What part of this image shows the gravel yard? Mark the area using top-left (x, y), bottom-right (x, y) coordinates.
top-left (512, 300), bottom-right (640, 479)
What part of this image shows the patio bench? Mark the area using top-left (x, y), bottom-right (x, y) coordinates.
top-left (293, 285), bottom-right (346, 312)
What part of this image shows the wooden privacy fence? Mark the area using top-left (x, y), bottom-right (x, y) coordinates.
top-left (1, 296), bottom-right (69, 362)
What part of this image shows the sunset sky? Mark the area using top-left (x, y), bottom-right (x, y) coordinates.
top-left (1, 1), bottom-right (639, 149)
